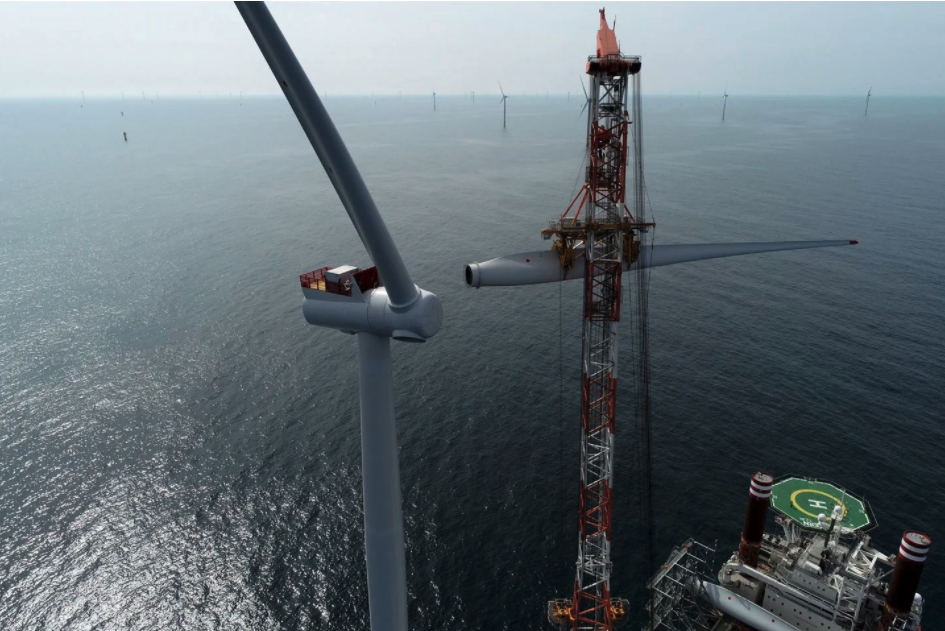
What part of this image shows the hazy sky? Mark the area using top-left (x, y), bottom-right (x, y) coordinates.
top-left (1, 2), bottom-right (943, 98)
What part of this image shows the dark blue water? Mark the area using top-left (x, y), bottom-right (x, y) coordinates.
top-left (2, 95), bottom-right (944, 630)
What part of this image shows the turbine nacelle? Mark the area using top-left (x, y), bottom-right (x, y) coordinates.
top-left (302, 281), bottom-right (442, 342)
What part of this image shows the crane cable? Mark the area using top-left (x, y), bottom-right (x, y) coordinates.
top-left (634, 174), bottom-right (656, 630)
top-left (559, 141), bottom-right (587, 571)
top-left (558, 262), bottom-right (566, 554)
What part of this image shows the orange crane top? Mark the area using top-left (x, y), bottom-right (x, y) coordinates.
top-left (596, 8), bottom-right (620, 57)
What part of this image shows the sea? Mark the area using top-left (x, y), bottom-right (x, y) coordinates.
top-left (2, 93), bottom-right (944, 630)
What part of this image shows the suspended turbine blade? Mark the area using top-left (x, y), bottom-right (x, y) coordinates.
top-left (640, 240), bottom-right (858, 268)
top-left (236, 2), bottom-right (418, 308)
top-left (498, 80), bottom-right (505, 97)
top-left (579, 75), bottom-right (589, 101)
top-left (698, 581), bottom-right (801, 631)
top-left (465, 240), bottom-right (858, 288)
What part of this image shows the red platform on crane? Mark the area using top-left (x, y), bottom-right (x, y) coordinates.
top-left (586, 9), bottom-right (641, 75)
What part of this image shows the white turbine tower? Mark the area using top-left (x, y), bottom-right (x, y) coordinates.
top-left (498, 81), bottom-right (508, 128)
top-left (236, 4), bottom-right (443, 631)
top-left (433, 86), bottom-right (437, 112)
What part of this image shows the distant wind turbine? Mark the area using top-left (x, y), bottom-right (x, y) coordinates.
top-left (240, 91), bottom-right (243, 106)
top-left (864, 86), bottom-right (872, 116)
top-left (433, 86), bottom-right (436, 112)
top-left (722, 86), bottom-right (729, 122)
top-left (498, 81), bottom-right (509, 128)
top-left (579, 75), bottom-right (590, 115)
top-left (471, 91), bottom-right (475, 104)
top-left (80, 91), bottom-right (84, 108)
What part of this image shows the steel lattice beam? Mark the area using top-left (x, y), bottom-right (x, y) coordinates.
top-left (572, 66), bottom-right (633, 631)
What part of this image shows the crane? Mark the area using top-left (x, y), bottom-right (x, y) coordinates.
top-left (465, 9), bottom-right (857, 631)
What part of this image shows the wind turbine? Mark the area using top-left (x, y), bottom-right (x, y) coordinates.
top-left (579, 75), bottom-right (590, 115)
top-left (722, 86), bottom-right (729, 121)
top-left (864, 86), bottom-right (872, 116)
top-left (498, 81), bottom-right (508, 128)
top-left (579, 75), bottom-right (592, 147)
top-left (80, 91), bottom-right (84, 108)
top-left (471, 90), bottom-right (475, 104)
top-left (236, 4), bottom-right (443, 631)
top-left (433, 86), bottom-right (436, 112)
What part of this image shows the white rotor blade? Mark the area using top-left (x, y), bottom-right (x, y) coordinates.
top-left (236, 2), bottom-right (419, 308)
top-left (465, 240), bottom-right (858, 288)
top-left (642, 239), bottom-right (857, 268)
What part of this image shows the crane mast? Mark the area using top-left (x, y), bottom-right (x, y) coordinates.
top-left (464, 14), bottom-right (858, 630)
top-left (546, 10), bottom-right (648, 631)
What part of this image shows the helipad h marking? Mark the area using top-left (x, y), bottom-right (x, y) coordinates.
top-left (790, 489), bottom-right (848, 520)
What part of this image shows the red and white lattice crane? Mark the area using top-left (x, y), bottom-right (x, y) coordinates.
top-left (466, 9), bottom-right (857, 631)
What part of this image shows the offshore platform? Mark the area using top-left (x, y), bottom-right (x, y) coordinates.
top-left (647, 474), bottom-right (930, 631)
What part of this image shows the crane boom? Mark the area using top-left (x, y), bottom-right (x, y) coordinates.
top-left (548, 10), bottom-right (646, 630)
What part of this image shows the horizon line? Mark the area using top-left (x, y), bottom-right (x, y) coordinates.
top-left (3, 93), bottom-right (944, 100)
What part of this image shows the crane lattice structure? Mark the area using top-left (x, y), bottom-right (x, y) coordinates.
top-left (545, 10), bottom-right (651, 631)
top-left (464, 9), bottom-right (857, 631)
